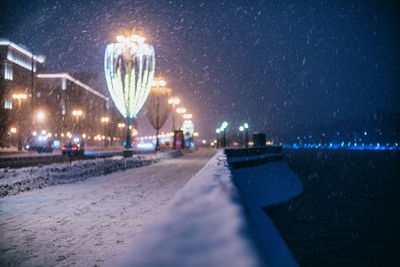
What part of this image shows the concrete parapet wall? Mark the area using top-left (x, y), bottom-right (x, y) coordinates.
top-left (120, 147), bottom-right (302, 267)
top-left (119, 150), bottom-right (264, 267)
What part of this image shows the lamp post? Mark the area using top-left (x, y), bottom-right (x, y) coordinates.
top-left (104, 33), bottom-right (155, 157)
top-left (217, 121), bottom-right (229, 148)
top-left (12, 93), bottom-right (27, 151)
top-left (72, 109), bottom-right (83, 138)
top-left (9, 127), bottom-right (17, 147)
top-left (118, 123), bottom-right (125, 145)
top-left (147, 78), bottom-right (172, 151)
top-left (183, 113), bottom-right (192, 120)
top-left (168, 97), bottom-right (180, 132)
top-left (176, 107), bottom-right (186, 129)
top-left (239, 125), bottom-right (244, 147)
top-left (243, 123), bottom-right (249, 148)
top-left (101, 116), bottom-right (110, 147)
top-left (216, 128), bottom-right (221, 148)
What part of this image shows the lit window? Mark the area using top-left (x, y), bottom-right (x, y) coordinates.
top-left (61, 77), bottom-right (66, 90)
top-left (4, 63), bottom-right (13, 80)
top-left (4, 99), bottom-right (12, 109)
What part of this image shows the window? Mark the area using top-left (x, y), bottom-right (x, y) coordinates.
top-left (4, 99), bottom-right (12, 109)
top-left (4, 63), bottom-right (13, 80)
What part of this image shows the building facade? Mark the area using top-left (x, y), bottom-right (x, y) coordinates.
top-left (0, 39), bottom-right (125, 149)
top-left (0, 39), bottom-right (45, 147)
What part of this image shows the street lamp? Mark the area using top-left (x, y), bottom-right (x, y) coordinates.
top-left (118, 123), bottom-right (125, 145)
top-left (147, 78), bottom-right (172, 150)
top-left (176, 107), bottom-right (186, 129)
top-left (12, 93), bottom-right (27, 151)
top-left (183, 113), bottom-right (192, 119)
top-left (36, 110), bottom-right (45, 122)
top-left (72, 109), bottom-right (83, 137)
top-left (101, 116), bottom-right (110, 147)
top-left (243, 123), bottom-right (249, 148)
top-left (176, 107), bottom-right (186, 114)
top-left (239, 126), bottom-right (244, 147)
top-left (216, 128), bottom-right (221, 148)
top-left (9, 127), bottom-right (17, 147)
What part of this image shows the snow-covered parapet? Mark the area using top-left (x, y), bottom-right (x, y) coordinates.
top-left (120, 147), bottom-right (303, 267)
top-left (119, 150), bottom-right (264, 267)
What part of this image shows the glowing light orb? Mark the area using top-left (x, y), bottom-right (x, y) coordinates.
top-left (104, 34), bottom-right (155, 119)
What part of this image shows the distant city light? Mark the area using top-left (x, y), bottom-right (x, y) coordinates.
top-left (282, 142), bottom-right (399, 151)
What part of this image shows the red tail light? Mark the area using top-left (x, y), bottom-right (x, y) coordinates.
top-left (71, 146), bottom-right (77, 151)
top-left (61, 146), bottom-right (66, 150)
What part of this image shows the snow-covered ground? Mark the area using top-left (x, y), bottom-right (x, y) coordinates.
top-left (0, 149), bottom-right (216, 267)
top-left (0, 151), bottom-right (181, 197)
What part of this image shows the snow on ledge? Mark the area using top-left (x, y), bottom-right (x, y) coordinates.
top-left (119, 150), bottom-right (264, 267)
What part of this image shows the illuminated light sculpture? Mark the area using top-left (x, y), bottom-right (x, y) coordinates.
top-left (145, 78), bottom-right (172, 151)
top-left (104, 33), bottom-right (155, 154)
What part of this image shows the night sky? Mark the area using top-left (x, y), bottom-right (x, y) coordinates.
top-left (1, 0), bottom-right (399, 138)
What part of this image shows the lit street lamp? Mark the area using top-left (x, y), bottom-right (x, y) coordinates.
top-left (118, 123), bottom-right (125, 144)
top-left (176, 107), bottom-right (186, 129)
top-left (9, 127), bottom-right (17, 147)
top-left (101, 116), bottom-right (110, 147)
top-left (239, 125), bottom-right (244, 147)
top-left (36, 110), bottom-right (45, 122)
top-left (183, 113), bottom-right (192, 120)
top-left (243, 123), bottom-right (249, 148)
top-left (216, 128), bottom-right (221, 148)
top-left (217, 121), bottom-right (229, 147)
top-left (12, 93), bottom-right (27, 151)
top-left (168, 96), bottom-right (180, 131)
top-left (72, 109), bottom-right (83, 137)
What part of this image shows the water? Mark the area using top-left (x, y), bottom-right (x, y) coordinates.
top-left (266, 149), bottom-right (400, 266)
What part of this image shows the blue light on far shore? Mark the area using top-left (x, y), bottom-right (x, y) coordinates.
top-left (283, 142), bottom-right (399, 151)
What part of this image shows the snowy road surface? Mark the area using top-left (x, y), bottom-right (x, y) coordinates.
top-left (0, 149), bottom-right (216, 267)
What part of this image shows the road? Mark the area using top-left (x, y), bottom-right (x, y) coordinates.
top-left (0, 149), bottom-right (216, 267)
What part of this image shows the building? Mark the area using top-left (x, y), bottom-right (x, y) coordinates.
top-left (36, 73), bottom-right (113, 146)
top-left (0, 39), bottom-right (45, 148)
top-left (0, 39), bottom-right (125, 149)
